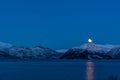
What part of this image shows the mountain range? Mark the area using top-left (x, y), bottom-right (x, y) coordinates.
top-left (0, 42), bottom-right (120, 60)
top-left (0, 42), bottom-right (62, 59)
top-left (60, 43), bottom-right (120, 59)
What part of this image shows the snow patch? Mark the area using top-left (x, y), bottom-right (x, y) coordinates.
top-left (0, 42), bottom-right (12, 49)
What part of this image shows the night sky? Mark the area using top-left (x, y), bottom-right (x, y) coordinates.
top-left (0, 0), bottom-right (119, 49)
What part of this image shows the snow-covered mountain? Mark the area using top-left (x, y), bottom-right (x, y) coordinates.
top-left (0, 41), bottom-right (120, 60)
top-left (60, 43), bottom-right (118, 59)
top-left (75, 43), bottom-right (115, 53)
top-left (0, 42), bottom-right (60, 59)
top-left (0, 42), bottom-right (12, 49)
top-left (4, 46), bottom-right (59, 59)
top-left (58, 43), bottom-right (115, 54)
top-left (107, 47), bottom-right (120, 59)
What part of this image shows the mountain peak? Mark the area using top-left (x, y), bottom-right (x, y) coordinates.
top-left (73, 43), bottom-right (115, 53)
top-left (0, 42), bottom-right (12, 49)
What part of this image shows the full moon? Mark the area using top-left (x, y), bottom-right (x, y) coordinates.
top-left (88, 38), bottom-right (92, 43)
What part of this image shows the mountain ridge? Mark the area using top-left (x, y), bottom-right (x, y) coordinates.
top-left (60, 43), bottom-right (120, 59)
top-left (0, 41), bottom-right (120, 60)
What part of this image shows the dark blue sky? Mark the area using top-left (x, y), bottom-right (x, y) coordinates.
top-left (0, 0), bottom-right (119, 49)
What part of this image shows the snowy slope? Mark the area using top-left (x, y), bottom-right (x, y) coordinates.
top-left (108, 47), bottom-right (120, 59)
top-left (56, 49), bottom-right (68, 53)
top-left (73, 43), bottom-right (116, 53)
top-left (0, 41), bottom-right (59, 59)
top-left (60, 43), bottom-right (118, 59)
top-left (4, 46), bottom-right (59, 59)
top-left (0, 42), bottom-right (12, 49)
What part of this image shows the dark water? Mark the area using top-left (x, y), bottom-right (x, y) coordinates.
top-left (0, 60), bottom-right (119, 80)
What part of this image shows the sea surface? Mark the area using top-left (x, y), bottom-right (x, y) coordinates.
top-left (0, 60), bottom-right (119, 80)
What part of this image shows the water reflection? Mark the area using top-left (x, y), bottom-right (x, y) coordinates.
top-left (86, 61), bottom-right (94, 80)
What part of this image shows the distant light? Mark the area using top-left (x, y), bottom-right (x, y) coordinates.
top-left (88, 38), bottom-right (92, 43)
